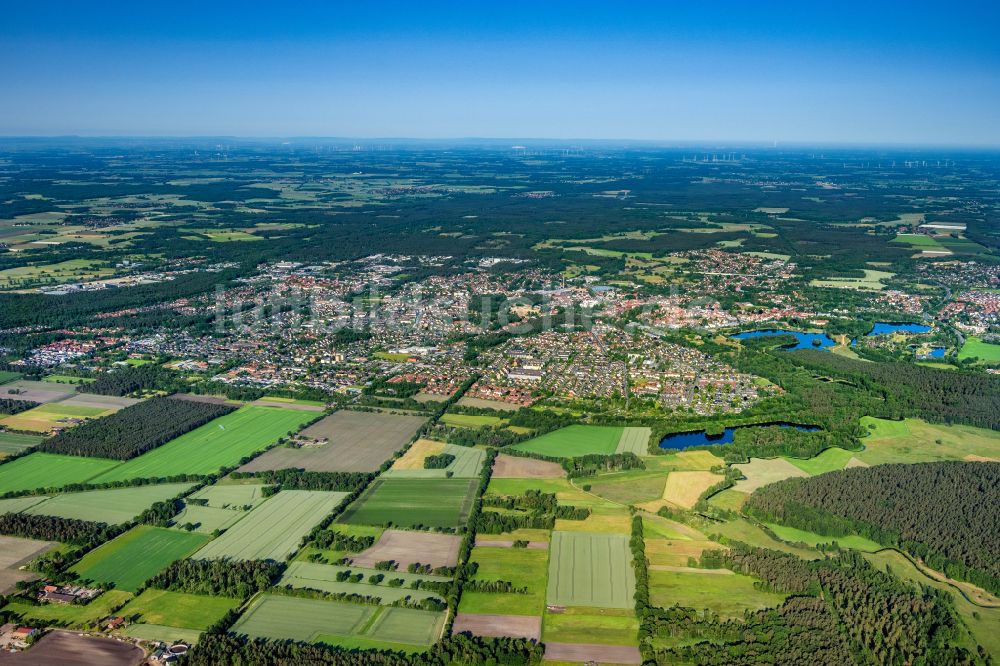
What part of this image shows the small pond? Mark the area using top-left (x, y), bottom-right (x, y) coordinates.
top-left (659, 422), bottom-right (822, 450)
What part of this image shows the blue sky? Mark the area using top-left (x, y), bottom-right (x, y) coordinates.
top-left (2, 1), bottom-right (999, 144)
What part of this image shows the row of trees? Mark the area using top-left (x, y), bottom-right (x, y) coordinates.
top-left (231, 468), bottom-right (373, 493)
top-left (39, 396), bottom-right (235, 459)
top-left (145, 558), bottom-right (285, 599)
top-left (0, 513), bottom-right (121, 549)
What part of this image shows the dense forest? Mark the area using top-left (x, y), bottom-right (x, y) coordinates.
top-left (746, 462), bottom-right (1000, 594)
top-left (38, 397), bottom-right (234, 459)
top-left (0, 398), bottom-right (35, 416)
top-left (79, 364), bottom-right (177, 397)
top-left (145, 558), bottom-right (285, 598)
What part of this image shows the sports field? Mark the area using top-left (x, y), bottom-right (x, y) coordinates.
top-left (238, 410), bottom-right (425, 474)
top-left (194, 490), bottom-right (347, 561)
top-left (21, 482), bottom-right (194, 524)
top-left (339, 478), bottom-right (478, 529)
top-left (858, 417), bottom-right (1000, 465)
top-left (232, 594), bottom-right (445, 648)
top-left (648, 569), bottom-right (788, 617)
top-left (71, 525), bottom-right (209, 592)
top-left (459, 545), bottom-right (549, 616)
top-left (546, 531), bottom-right (635, 608)
top-left (958, 336), bottom-right (1000, 363)
top-left (118, 588), bottom-right (240, 630)
top-left (0, 452), bottom-right (120, 494)
top-left (89, 406), bottom-right (314, 482)
top-left (510, 425), bottom-right (624, 458)
top-left (0, 402), bottom-right (113, 433)
top-left (0, 431), bottom-right (43, 457)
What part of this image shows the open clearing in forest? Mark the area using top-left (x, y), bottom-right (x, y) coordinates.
top-left (491, 453), bottom-right (565, 478)
top-left (786, 447), bottom-right (855, 475)
top-left (0, 452), bottom-right (120, 494)
top-left (71, 526), bottom-right (209, 592)
top-left (732, 457), bottom-right (809, 493)
top-left (510, 425), bottom-right (624, 458)
top-left (858, 417), bottom-right (1000, 465)
top-left (648, 569), bottom-right (788, 617)
top-left (350, 529), bottom-right (462, 569)
top-left (238, 410), bottom-right (424, 473)
top-left (90, 406), bottom-right (314, 482)
top-left (194, 490), bottom-right (346, 561)
top-left (339, 478), bottom-right (477, 529)
top-left (232, 594), bottom-right (444, 649)
top-left (18, 482), bottom-right (194, 524)
top-left (0, 535), bottom-right (56, 593)
top-left (765, 523), bottom-right (882, 551)
top-left (546, 531), bottom-right (634, 609)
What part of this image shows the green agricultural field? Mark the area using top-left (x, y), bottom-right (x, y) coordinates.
top-left (542, 606), bottom-right (640, 646)
top-left (648, 569), bottom-right (788, 618)
top-left (1, 590), bottom-right (133, 626)
top-left (615, 427), bottom-right (651, 455)
top-left (118, 589), bottom-right (240, 630)
top-left (0, 371), bottom-right (20, 385)
top-left (232, 594), bottom-right (445, 649)
top-left (280, 562), bottom-right (445, 604)
top-left (510, 425), bottom-right (624, 458)
top-left (72, 525), bottom-right (209, 592)
top-left (21, 483), bottom-right (194, 524)
top-left (440, 413), bottom-right (505, 428)
top-left (339, 478), bottom-right (478, 529)
top-left (891, 233), bottom-right (944, 249)
top-left (187, 481), bottom-right (268, 508)
top-left (41, 375), bottom-right (96, 384)
top-left (958, 336), bottom-right (1000, 363)
top-left (709, 517), bottom-right (818, 560)
top-left (547, 531), bottom-right (635, 608)
top-left (765, 523), bottom-right (882, 552)
top-left (0, 431), bottom-right (44, 457)
top-left (858, 417), bottom-right (1000, 465)
top-left (587, 468), bottom-right (667, 506)
top-left (122, 624), bottom-right (202, 645)
top-left (89, 406), bottom-right (314, 482)
top-left (384, 444), bottom-right (486, 479)
top-left (459, 545), bottom-right (549, 616)
top-left (0, 402), bottom-right (112, 433)
top-left (0, 452), bottom-right (120, 494)
top-left (194, 490), bottom-right (347, 561)
top-left (707, 488), bottom-right (749, 513)
top-left (172, 503), bottom-right (246, 533)
top-left (785, 447), bottom-right (856, 475)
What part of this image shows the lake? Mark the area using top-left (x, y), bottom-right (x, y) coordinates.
top-left (866, 322), bottom-right (931, 336)
top-left (659, 422), bottom-right (822, 450)
top-left (731, 329), bottom-right (836, 350)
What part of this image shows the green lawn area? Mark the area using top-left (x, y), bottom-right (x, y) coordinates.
top-left (440, 413), bottom-right (506, 428)
top-left (72, 525), bottom-right (210, 592)
top-left (0, 452), bottom-right (120, 494)
top-left (0, 431), bottom-right (44, 457)
top-left (459, 546), bottom-right (549, 615)
top-left (648, 569), bottom-right (788, 617)
top-left (542, 607), bottom-right (640, 646)
top-left (41, 374), bottom-right (96, 384)
top-left (88, 406), bottom-right (315, 482)
top-left (858, 416), bottom-right (1000, 465)
top-left (118, 589), bottom-right (240, 630)
top-left (765, 523), bottom-right (882, 552)
top-left (339, 478), bottom-right (478, 529)
top-left (2, 590), bottom-right (133, 626)
top-left (21, 483), bottom-right (194, 524)
top-left (785, 447), bottom-right (856, 475)
top-left (122, 624), bottom-right (202, 645)
top-left (958, 336), bottom-right (1000, 363)
top-left (510, 425), bottom-right (624, 458)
